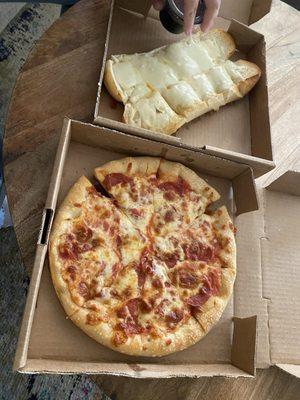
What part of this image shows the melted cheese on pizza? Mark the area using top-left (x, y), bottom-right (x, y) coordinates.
top-left (50, 158), bottom-right (236, 355)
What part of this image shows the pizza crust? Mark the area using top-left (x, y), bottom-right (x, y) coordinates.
top-left (95, 156), bottom-right (160, 182)
top-left (104, 59), bottom-right (124, 102)
top-left (49, 177), bottom-right (93, 340)
top-left (66, 311), bottom-right (204, 357)
top-left (49, 176), bottom-right (92, 295)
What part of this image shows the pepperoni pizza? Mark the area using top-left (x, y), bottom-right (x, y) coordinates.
top-left (49, 157), bottom-right (236, 356)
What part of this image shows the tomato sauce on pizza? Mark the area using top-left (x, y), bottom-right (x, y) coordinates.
top-left (49, 157), bottom-right (236, 356)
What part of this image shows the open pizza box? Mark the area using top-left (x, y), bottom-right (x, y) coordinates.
top-left (13, 119), bottom-right (299, 379)
top-left (94, 0), bottom-right (274, 178)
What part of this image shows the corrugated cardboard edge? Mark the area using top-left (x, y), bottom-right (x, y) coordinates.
top-left (93, 116), bottom-right (182, 145)
top-left (18, 360), bottom-right (254, 378)
top-left (13, 118), bottom-right (71, 371)
top-left (94, 0), bottom-right (115, 120)
top-left (203, 146), bottom-right (275, 178)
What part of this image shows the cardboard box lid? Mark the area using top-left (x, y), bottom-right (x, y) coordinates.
top-left (261, 170), bottom-right (300, 375)
top-left (119, 0), bottom-right (272, 25)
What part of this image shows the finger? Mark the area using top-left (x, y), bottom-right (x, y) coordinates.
top-left (152, 0), bottom-right (165, 11)
top-left (184, 0), bottom-right (199, 36)
top-left (201, 0), bottom-right (220, 33)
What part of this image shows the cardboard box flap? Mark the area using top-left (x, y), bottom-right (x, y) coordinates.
top-left (121, 0), bottom-right (271, 24)
top-left (116, 0), bottom-right (152, 16)
top-left (250, 0), bottom-right (273, 24)
top-left (232, 168), bottom-right (258, 216)
top-left (276, 364), bottom-right (300, 379)
top-left (203, 146), bottom-right (275, 179)
top-left (227, 19), bottom-right (264, 52)
top-left (266, 170), bottom-right (300, 197)
top-left (231, 316), bottom-right (257, 375)
top-left (220, 0), bottom-right (271, 24)
top-left (247, 38), bottom-right (272, 163)
top-left (261, 170), bottom-right (300, 370)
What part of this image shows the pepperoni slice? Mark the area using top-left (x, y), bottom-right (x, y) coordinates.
top-left (59, 242), bottom-right (77, 260)
top-left (140, 299), bottom-right (152, 313)
top-left (208, 268), bottom-right (221, 294)
top-left (152, 278), bottom-right (163, 289)
top-left (77, 282), bottom-right (90, 301)
top-left (126, 298), bottom-right (139, 320)
top-left (116, 306), bottom-right (128, 319)
top-left (102, 220), bottom-right (110, 232)
top-left (74, 223), bottom-right (93, 243)
top-left (183, 241), bottom-right (214, 262)
top-left (159, 177), bottom-right (190, 196)
top-left (135, 249), bottom-right (154, 286)
top-left (178, 269), bottom-right (199, 288)
top-left (130, 208), bottom-right (142, 218)
top-left (163, 191), bottom-right (176, 201)
top-left (117, 321), bottom-right (142, 335)
top-left (116, 235), bottom-right (122, 247)
top-left (186, 270), bottom-right (221, 308)
top-left (163, 253), bottom-right (178, 269)
top-left (103, 173), bottom-right (133, 190)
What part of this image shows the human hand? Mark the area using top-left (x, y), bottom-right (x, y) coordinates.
top-left (152, 0), bottom-right (221, 35)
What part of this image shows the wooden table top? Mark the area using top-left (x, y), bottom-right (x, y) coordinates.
top-left (3, 0), bottom-right (300, 398)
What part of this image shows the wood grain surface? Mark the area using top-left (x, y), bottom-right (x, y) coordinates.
top-left (3, 0), bottom-right (300, 398)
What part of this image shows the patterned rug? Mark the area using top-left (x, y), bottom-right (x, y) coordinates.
top-left (0, 4), bottom-right (109, 399)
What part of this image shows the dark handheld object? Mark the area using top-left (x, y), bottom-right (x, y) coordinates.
top-left (159, 0), bottom-right (206, 34)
